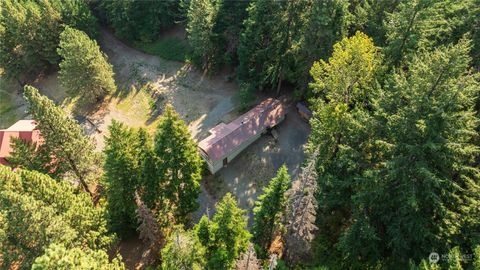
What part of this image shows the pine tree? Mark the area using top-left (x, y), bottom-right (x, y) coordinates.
top-left (474, 246), bottom-right (480, 270)
top-left (103, 120), bottom-right (142, 235)
top-left (160, 228), bottom-right (206, 270)
top-left (252, 165), bottom-right (290, 250)
top-left (147, 104), bottom-right (203, 223)
top-left (197, 193), bottom-right (251, 269)
top-left (237, 0), bottom-right (284, 90)
top-left (100, 0), bottom-right (178, 42)
top-left (8, 138), bottom-right (61, 177)
top-left (305, 32), bottom-right (381, 267)
top-left (312, 39), bottom-right (480, 268)
top-left (135, 193), bottom-right (161, 247)
top-left (186, 0), bottom-right (216, 70)
top-left (210, 0), bottom-right (249, 69)
top-left (295, 0), bottom-right (350, 89)
top-left (348, 0), bottom-right (400, 47)
top-left (0, 167), bottom-right (114, 268)
top-left (383, 0), bottom-right (476, 68)
top-left (32, 244), bottom-right (124, 270)
top-left (58, 26), bottom-right (115, 103)
top-left (0, 0), bottom-right (62, 81)
top-left (238, 0), bottom-right (304, 93)
top-left (0, 0), bottom-right (97, 82)
top-left (23, 85), bottom-right (98, 197)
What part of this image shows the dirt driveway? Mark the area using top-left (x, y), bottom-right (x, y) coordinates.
top-left (194, 105), bottom-right (311, 225)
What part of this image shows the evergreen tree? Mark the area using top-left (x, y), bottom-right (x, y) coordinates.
top-left (32, 244), bottom-right (124, 270)
top-left (0, 166), bottom-right (114, 269)
top-left (135, 194), bottom-right (161, 248)
top-left (306, 32), bottom-right (382, 267)
top-left (0, 0), bottom-right (62, 81)
top-left (146, 104), bottom-right (203, 223)
top-left (186, 0), bottom-right (248, 71)
top-left (295, 0), bottom-right (350, 90)
top-left (0, 0), bottom-right (97, 82)
top-left (8, 138), bottom-right (61, 177)
top-left (186, 0), bottom-right (216, 69)
top-left (348, 0), bottom-right (400, 47)
top-left (474, 246), bottom-right (480, 270)
top-left (383, 0), bottom-right (477, 68)
top-left (209, 0), bottom-right (249, 70)
top-left (237, 0), bottom-right (283, 90)
top-left (238, 0), bottom-right (303, 93)
top-left (311, 39), bottom-right (480, 268)
top-left (100, 0), bottom-right (178, 42)
top-left (58, 26), bottom-right (115, 103)
top-left (252, 165), bottom-right (290, 250)
top-left (23, 85), bottom-right (98, 197)
top-left (103, 120), bottom-right (142, 235)
top-left (161, 228), bottom-right (206, 270)
top-left (196, 193), bottom-right (251, 269)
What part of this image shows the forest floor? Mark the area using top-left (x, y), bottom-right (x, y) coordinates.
top-left (0, 26), bottom-right (310, 269)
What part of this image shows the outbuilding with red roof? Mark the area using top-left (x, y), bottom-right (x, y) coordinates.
top-left (0, 120), bottom-right (42, 166)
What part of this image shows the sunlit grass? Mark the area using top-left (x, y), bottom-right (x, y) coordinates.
top-left (113, 85), bottom-right (162, 134)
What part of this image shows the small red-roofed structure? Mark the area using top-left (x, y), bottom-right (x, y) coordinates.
top-left (0, 120), bottom-right (42, 166)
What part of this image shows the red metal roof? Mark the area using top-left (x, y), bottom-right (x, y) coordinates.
top-left (0, 120), bottom-right (41, 165)
top-left (198, 98), bottom-right (286, 161)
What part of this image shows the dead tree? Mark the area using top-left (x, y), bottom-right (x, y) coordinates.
top-left (135, 193), bottom-right (161, 246)
top-left (235, 244), bottom-right (261, 270)
top-left (284, 150), bottom-right (319, 265)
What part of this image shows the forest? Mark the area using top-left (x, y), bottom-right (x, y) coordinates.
top-left (0, 0), bottom-right (480, 269)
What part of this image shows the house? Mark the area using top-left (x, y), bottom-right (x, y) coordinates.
top-left (0, 120), bottom-right (42, 165)
top-left (198, 98), bottom-right (286, 174)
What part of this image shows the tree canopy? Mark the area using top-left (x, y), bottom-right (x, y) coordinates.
top-left (58, 26), bottom-right (115, 103)
top-left (0, 166), bottom-right (114, 269)
top-left (23, 85), bottom-right (99, 197)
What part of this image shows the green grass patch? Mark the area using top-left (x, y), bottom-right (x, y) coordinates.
top-left (0, 90), bottom-right (22, 128)
top-left (113, 84), bottom-right (162, 134)
top-left (135, 37), bottom-right (190, 62)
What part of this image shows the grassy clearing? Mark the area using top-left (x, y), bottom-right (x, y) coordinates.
top-left (135, 37), bottom-right (190, 62)
top-left (112, 85), bottom-right (162, 134)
